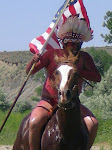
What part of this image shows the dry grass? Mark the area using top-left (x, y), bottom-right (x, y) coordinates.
top-left (0, 51), bottom-right (33, 65)
top-left (0, 51), bottom-right (38, 108)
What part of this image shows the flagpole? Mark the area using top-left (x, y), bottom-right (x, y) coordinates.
top-left (0, 0), bottom-right (71, 133)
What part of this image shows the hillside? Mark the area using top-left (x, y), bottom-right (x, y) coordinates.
top-left (82, 46), bottom-right (112, 56)
top-left (0, 51), bottom-right (40, 108)
top-left (0, 46), bottom-right (112, 108)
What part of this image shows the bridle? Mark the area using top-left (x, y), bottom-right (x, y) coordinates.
top-left (55, 57), bottom-right (93, 111)
top-left (58, 96), bottom-right (80, 111)
top-left (55, 60), bottom-right (80, 111)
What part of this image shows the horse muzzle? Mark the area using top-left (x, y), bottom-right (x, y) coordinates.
top-left (58, 89), bottom-right (72, 104)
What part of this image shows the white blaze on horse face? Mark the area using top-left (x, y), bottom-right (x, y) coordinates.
top-left (57, 65), bottom-right (72, 91)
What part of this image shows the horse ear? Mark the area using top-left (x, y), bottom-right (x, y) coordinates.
top-left (54, 52), bottom-right (67, 64)
top-left (54, 51), bottom-right (79, 64)
top-left (67, 51), bottom-right (80, 64)
top-left (74, 52), bottom-right (80, 64)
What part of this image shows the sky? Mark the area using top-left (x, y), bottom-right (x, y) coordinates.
top-left (0, 0), bottom-right (112, 52)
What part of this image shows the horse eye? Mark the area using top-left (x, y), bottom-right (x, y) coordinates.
top-left (55, 70), bottom-right (59, 75)
top-left (68, 74), bottom-right (71, 80)
top-left (58, 91), bottom-right (61, 96)
top-left (73, 73), bottom-right (78, 77)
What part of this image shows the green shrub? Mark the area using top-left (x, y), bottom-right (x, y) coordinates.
top-left (34, 69), bottom-right (46, 84)
top-left (13, 101), bottom-right (32, 113)
top-left (80, 66), bottom-right (112, 120)
top-left (0, 89), bottom-right (10, 111)
top-left (83, 85), bottom-right (94, 97)
top-left (35, 85), bottom-right (43, 97)
top-left (31, 96), bottom-right (40, 102)
top-left (87, 47), bottom-right (112, 75)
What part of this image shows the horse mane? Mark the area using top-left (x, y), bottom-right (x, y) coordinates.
top-left (54, 51), bottom-right (79, 65)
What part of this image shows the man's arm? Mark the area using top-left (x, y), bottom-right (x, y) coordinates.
top-left (79, 52), bottom-right (101, 82)
top-left (26, 51), bottom-right (49, 75)
top-left (26, 53), bottom-right (41, 74)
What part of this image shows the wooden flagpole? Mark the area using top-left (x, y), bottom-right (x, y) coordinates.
top-left (0, 0), bottom-right (71, 133)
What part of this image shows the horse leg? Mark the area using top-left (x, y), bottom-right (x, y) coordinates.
top-left (13, 127), bottom-right (23, 150)
top-left (13, 114), bottom-right (30, 150)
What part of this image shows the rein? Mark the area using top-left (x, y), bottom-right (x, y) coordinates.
top-left (56, 60), bottom-right (79, 111)
top-left (58, 101), bottom-right (80, 111)
top-left (78, 75), bottom-right (94, 88)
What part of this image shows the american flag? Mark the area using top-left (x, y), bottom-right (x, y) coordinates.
top-left (29, 0), bottom-right (92, 54)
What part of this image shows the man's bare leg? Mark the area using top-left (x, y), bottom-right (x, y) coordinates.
top-left (29, 100), bottom-right (53, 150)
top-left (80, 104), bottom-right (98, 149)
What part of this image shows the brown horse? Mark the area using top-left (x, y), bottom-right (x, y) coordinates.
top-left (13, 53), bottom-right (89, 150)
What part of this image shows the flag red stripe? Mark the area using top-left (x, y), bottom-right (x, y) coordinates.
top-left (62, 14), bottom-right (67, 24)
top-left (29, 43), bottom-right (39, 54)
top-left (36, 36), bottom-right (46, 45)
top-left (69, 5), bottom-right (77, 15)
top-left (46, 27), bottom-right (52, 34)
top-left (79, 0), bottom-right (90, 29)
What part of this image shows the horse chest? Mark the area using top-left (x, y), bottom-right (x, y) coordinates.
top-left (42, 112), bottom-right (65, 145)
top-left (41, 109), bottom-right (81, 150)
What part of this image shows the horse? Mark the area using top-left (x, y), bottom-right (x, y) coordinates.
top-left (13, 52), bottom-right (89, 150)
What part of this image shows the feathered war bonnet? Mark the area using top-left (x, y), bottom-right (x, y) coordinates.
top-left (57, 14), bottom-right (93, 42)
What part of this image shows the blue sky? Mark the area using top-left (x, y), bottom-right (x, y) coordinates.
top-left (0, 0), bottom-right (112, 52)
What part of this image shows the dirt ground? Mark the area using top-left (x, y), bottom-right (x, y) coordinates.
top-left (0, 143), bottom-right (111, 150)
top-left (0, 146), bottom-right (13, 150)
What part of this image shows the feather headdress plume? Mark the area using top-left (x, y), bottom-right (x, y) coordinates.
top-left (57, 15), bottom-right (92, 42)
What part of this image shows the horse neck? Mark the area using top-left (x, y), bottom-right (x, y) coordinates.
top-left (56, 106), bottom-right (81, 135)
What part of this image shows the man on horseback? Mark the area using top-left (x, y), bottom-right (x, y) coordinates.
top-left (26, 15), bottom-right (101, 150)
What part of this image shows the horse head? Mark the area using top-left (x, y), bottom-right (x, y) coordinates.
top-left (53, 52), bottom-right (80, 110)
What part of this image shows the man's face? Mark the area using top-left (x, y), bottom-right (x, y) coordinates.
top-left (63, 39), bottom-right (83, 55)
